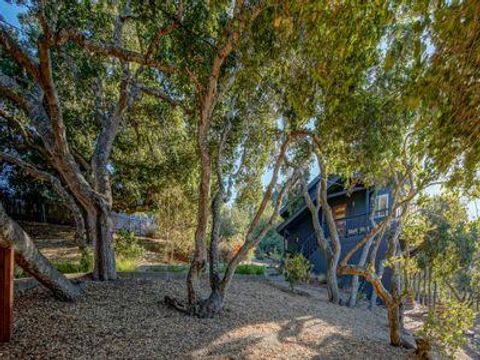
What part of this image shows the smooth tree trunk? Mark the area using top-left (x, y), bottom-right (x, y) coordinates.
top-left (349, 191), bottom-right (378, 307)
top-left (326, 255), bottom-right (341, 303)
top-left (0, 203), bottom-right (82, 301)
top-left (423, 269), bottom-right (427, 306)
top-left (370, 261), bottom-right (385, 307)
top-left (349, 234), bottom-right (375, 306)
top-left (387, 301), bottom-right (402, 346)
top-left (427, 266), bottom-right (432, 310)
top-left (93, 208), bottom-right (116, 281)
top-left (165, 138), bottom-right (293, 318)
top-left (301, 160), bottom-right (341, 305)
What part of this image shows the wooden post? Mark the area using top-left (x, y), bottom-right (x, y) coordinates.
top-left (0, 247), bottom-right (14, 343)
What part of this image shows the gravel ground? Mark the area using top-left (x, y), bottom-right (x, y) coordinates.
top-left (0, 277), bottom-right (413, 360)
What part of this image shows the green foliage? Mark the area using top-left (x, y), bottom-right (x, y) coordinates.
top-left (283, 253), bottom-right (312, 291)
top-left (255, 229), bottom-right (284, 260)
top-left (154, 185), bottom-right (196, 262)
top-left (79, 247), bottom-right (94, 273)
top-left (14, 265), bottom-right (27, 279)
top-left (115, 258), bottom-right (137, 272)
top-left (114, 230), bottom-right (145, 262)
top-left (418, 300), bottom-right (475, 358)
top-left (234, 264), bottom-right (266, 276)
top-left (405, 195), bottom-right (480, 302)
top-left (54, 261), bottom-right (86, 274)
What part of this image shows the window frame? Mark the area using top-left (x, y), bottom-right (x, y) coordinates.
top-left (374, 193), bottom-right (389, 218)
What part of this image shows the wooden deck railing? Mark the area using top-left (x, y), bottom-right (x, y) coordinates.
top-left (298, 210), bottom-right (392, 259)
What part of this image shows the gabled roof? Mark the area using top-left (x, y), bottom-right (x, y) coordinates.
top-left (277, 175), bottom-right (341, 233)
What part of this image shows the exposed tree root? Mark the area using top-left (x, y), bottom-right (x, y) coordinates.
top-left (164, 291), bottom-right (225, 319)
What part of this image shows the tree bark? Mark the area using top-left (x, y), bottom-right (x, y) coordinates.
top-left (350, 191), bottom-right (378, 307)
top-left (0, 203), bottom-right (82, 301)
top-left (387, 302), bottom-right (402, 346)
top-left (300, 157), bottom-right (340, 304)
top-left (326, 255), bottom-right (340, 303)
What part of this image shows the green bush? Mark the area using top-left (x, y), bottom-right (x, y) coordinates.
top-left (116, 258), bottom-right (137, 272)
top-left (283, 253), bottom-right (312, 291)
top-left (14, 265), bottom-right (27, 279)
top-left (255, 229), bottom-right (284, 260)
top-left (115, 230), bottom-right (145, 260)
top-left (418, 300), bottom-right (475, 358)
top-left (235, 264), bottom-right (266, 275)
top-left (54, 261), bottom-right (84, 274)
top-left (79, 247), bottom-right (93, 272)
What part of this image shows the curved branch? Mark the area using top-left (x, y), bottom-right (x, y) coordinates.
top-left (338, 264), bottom-right (393, 305)
top-left (0, 25), bottom-right (40, 80)
top-left (0, 72), bottom-right (28, 109)
top-left (0, 203), bottom-right (82, 301)
top-left (0, 152), bottom-right (87, 247)
top-left (136, 81), bottom-right (179, 106)
top-left (53, 30), bottom-right (175, 74)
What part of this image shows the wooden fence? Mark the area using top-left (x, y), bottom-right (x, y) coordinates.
top-left (2, 197), bottom-right (73, 225)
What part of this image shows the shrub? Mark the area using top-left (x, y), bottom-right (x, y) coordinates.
top-left (14, 265), bottom-right (27, 279)
top-left (219, 238), bottom-right (255, 263)
top-left (115, 230), bottom-right (145, 260)
top-left (116, 258), bottom-right (137, 272)
top-left (79, 247), bottom-right (93, 272)
top-left (235, 264), bottom-right (266, 275)
top-left (283, 253), bottom-right (312, 291)
top-left (418, 300), bottom-right (475, 358)
top-left (54, 261), bottom-right (84, 274)
top-left (255, 229), bottom-right (284, 260)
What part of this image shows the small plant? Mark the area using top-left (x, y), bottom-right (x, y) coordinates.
top-left (14, 265), bottom-right (27, 279)
top-left (54, 261), bottom-right (84, 274)
top-left (418, 299), bottom-right (475, 358)
top-left (235, 264), bottom-right (266, 275)
top-left (79, 247), bottom-right (93, 272)
top-left (116, 258), bottom-right (137, 272)
top-left (283, 253), bottom-right (312, 291)
top-left (113, 230), bottom-right (145, 272)
top-left (115, 230), bottom-right (145, 259)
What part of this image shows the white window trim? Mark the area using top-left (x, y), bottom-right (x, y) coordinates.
top-left (374, 194), bottom-right (389, 218)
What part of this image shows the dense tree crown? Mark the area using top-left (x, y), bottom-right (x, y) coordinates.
top-left (0, 0), bottom-right (478, 355)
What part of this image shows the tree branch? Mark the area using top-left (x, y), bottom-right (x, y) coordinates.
top-left (0, 152), bottom-right (87, 246)
top-left (53, 30), bottom-right (175, 74)
top-left (0, 24), bottom-right (40, 80)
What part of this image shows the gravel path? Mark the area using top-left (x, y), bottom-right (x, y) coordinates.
top-left (0, 277), bottom-right (413, 359)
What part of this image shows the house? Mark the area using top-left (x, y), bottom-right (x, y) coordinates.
top-left (277, 175), bottom-right (397, 294)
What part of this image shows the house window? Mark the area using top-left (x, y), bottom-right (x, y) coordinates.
top-left (395, 206), bottom-right (402, 218)
top-left (374, 194), bottom-right (389, 218)
top-left (333, 203), bottom-right (347, 237)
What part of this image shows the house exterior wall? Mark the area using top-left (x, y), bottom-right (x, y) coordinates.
top-left (279, 185), bottom-right (394, 297)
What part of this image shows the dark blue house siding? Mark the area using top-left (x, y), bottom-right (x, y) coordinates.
top-left (278, 183), bottom-right (394, 297)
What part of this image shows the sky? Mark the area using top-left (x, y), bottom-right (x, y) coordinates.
top-left (0, 1), bottom-right (24, 27)
top-left (1, 1), bottom-right (479, 220)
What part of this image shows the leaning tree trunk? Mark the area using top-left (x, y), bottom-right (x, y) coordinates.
top-left (0, 203), bottom-right (82, 301)
top-left (349, 192), bottom-right (378, 307)
top-left (349, 236), bottom-right (374, 307)
top-left (370, 261), bottom-right (385, 307)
